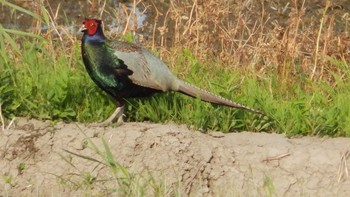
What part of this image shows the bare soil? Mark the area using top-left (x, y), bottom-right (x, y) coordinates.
top-left (1, 118), bottom-right (350, 196)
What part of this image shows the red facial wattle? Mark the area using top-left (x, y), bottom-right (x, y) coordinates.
top-left (84, 19), bottom-right (99, 35)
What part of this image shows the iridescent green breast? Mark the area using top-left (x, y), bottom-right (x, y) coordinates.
top-left (82, 42), bottom-right (120, 88)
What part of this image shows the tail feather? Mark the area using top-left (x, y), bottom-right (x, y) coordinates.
top-left (178, 81), bottom-right (264, 115)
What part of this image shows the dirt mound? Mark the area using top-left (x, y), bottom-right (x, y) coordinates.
top-left (1, 118), bottom-right (350, 196)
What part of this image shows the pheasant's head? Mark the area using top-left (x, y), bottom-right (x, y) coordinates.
top-left (81, 19), bottom-right (103, 36)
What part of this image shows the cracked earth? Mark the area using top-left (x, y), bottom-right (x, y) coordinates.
top-left (1, 118), bottom-right (350, 196)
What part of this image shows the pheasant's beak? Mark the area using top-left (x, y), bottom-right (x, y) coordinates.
top-left (79, 24), bottom-right (87, 33)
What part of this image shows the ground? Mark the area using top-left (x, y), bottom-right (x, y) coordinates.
top-left (1, 118), bottom-right (350, 196)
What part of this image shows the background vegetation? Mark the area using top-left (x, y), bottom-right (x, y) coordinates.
top-left (1, 0), bottom-right (350, 136)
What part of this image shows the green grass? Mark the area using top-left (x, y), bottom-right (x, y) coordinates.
top-left (1, 37), bottom-right (271, 132)
top-left (1, 37), bottom-right (350, 136)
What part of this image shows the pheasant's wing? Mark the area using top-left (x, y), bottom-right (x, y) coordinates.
top-left (110, 41), bottom-right (180, 92)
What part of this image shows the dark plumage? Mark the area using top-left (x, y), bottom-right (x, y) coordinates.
top-left (80, 19), bottom-right (264, 125)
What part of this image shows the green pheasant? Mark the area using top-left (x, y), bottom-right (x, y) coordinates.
top-left (80, 19), bottom-right (264, 125)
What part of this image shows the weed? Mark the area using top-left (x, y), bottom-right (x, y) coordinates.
top-left (61, 132), bottom-right (179, 196)
top-left (82, 172), bottom-right (96, 186)
top-left (1, 174), bottom-right (15, 187)
top-left (263, 174), bottom-right (276, 197)
top-left (17, 163), bottom-right (26, 175)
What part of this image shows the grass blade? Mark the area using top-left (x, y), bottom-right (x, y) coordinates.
top-left (63, 149), bottom-right (105, 165)
top-left (0, 0), bottom-right (44, 23)
top-left (3, 28), bottom-right (45, 40)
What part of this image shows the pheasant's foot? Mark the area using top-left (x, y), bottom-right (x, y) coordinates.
top-left (115, 114), bottom-right (125, 126)
top-left (91, 105), bottom-right (125, 127)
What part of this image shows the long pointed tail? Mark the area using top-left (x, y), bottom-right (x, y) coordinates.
top-left (178, 81), bottom-right (264, 115)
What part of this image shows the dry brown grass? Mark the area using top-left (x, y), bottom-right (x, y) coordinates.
top-left (136, 0), bottom-right (350, 86)
top-left (4, 0), bottom-right (350, 88)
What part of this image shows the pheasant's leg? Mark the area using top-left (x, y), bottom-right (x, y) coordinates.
top-left (99, 105), bottom-right (125, 126)
top-left (115, 105), bottom-right (125, 125)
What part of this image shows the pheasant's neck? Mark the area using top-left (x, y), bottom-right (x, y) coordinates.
top-left (82, 31), bottom-right (106, 43)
